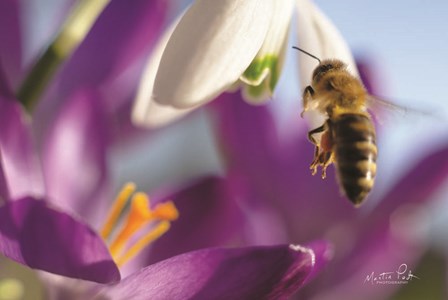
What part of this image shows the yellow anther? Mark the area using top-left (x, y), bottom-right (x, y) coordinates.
top-left (109, 193), bottom-right (152, 259)
top-left (116, 221), bottom-right (171, 267)
top-left (101, 182), bottom-right (136, 239)
top-left (131, 192), bottom-right (152, 219)
top-left (101, 183), bottom-right (179, 267)
top-left (152, 201), bottom-right (179, 221)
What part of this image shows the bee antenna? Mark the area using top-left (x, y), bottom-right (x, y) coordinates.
top-left (292, 46), bottom-right (321, 64)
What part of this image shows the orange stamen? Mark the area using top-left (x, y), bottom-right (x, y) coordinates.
top-left (116, 221), bottom-right (171, 267)
top-left (101, 183), bottom-right (136, 239)
top-left (101, 183), bottom-right (178, 267)
top-left (152, 201), bottom-right (179, 221)
top-left (109, 192), bottom-right (152, 259)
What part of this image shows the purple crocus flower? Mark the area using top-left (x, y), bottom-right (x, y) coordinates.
top-left (0, 0), bottom-right (175, 219)
top-left (0, 2), bottom-right (334, 299)
top-left (0, 0), bottom-right (167, 141)
top-left (0, 44), bottom-right (334, 300)
top-left (0, 196), bottom-right (330, 299)
top-left (203, 90), bottom-right (448, 300)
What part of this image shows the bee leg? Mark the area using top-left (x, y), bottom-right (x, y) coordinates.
top-left (310, 147), bottom-right (333, 178)
top-left (319, 152), bottom-right (334, 179)
top-left (318, 128), bottom-right (334, 179)
top-left (310, 155), bottom-right (320, 176)
top-left (307, 124), bottom-right (326, 175)
top-left (308, 123), bottom-right (334, 179)
top-left (307, 124), bottom-right (325, 145)
top-left (301, 86), bottom-right (315, 117)
top-left (310, 150), bottom-right (332, 177)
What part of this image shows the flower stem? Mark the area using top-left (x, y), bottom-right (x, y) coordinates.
top-left (16, 0), bottom-right (111, 111)
top-left (16, 46), bottom-right (62, 111)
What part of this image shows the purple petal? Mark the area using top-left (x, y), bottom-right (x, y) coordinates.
top-left (41, 89), bottom-right (110, 221)
top-left (211, 92), bottom-right (356, 243)
top-left (100, 242), bottom-right (331, 300)
top-left (374, 145), bottom-right (448, 219)
top-left (0, 68), bottom-right (45, 200)
top-left (301, 221), bottom-right (424, 300)
top-left (34, 0), bottom-right (168, 147)
top-left (302, 240), bottom-right (334, 286)
top-left (0, 161), bottom-right (9, 204)
top-left (0, 0), bottom-right (22, 89)
top-left (54, 0), bottom-right (167, 104)
top-left (210, 92), bottom-right (280, 176)
top-left (356, 57), bottom-right (383, 95)
top-left (0, 197), bottom-right (119, 283)
top-left (297, 146), bottom-right (448, 299)
top-left (145, 177), bottom-right (247, 265)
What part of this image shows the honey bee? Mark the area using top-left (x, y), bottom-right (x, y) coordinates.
top-left (293, 46), bottom-right (377, 206)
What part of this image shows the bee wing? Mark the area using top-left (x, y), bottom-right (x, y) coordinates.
top-left (366, 95), bottom-right (437, 124)
top-left (367, 95), bottom-right (407, 115)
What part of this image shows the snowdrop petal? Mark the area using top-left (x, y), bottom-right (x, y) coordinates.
top-left (132, 14), bottom-right (194, 127)
top-left (296, 0), bottom-right (358, 91)
top-left (241, 0), bottom-right (294, 103)
top-left (296, 0), bottom-right (358, 130)
top-left (133, 101), bottom-right (196, 128)
top-left (153, 0), bottom-right (273, 108)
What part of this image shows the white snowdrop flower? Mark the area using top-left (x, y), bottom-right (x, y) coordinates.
top-left (132, 0), bottom-right (358, 127)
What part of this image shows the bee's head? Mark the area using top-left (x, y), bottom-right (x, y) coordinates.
top-left (290, 47), bottom-right (347, 82)
top-left (312, 59), bottom-right (346, 81)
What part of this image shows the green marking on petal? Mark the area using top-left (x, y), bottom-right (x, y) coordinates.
top-left (242, 55), bottom-right (280, 93)
top-left (246, 83), bottom-right (266, 98)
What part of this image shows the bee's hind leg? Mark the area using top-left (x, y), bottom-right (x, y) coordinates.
top-left (318, 151), bottom-right (334, 179)
top-left (310, 150), bottom-right (333, 179)
top-left (308, 123), bottom-right (334, 179)
top-left (307, 124), bottom-right (325, 175)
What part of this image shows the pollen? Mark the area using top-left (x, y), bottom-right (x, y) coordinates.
top-left (100, 183), bottom-right (178, 267)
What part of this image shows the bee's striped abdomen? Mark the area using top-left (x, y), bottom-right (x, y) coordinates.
top-left (331, 113), bottom-right (377, 205)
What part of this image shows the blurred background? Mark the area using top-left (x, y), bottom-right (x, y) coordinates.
top-left (1, 0), bottom-right (448, 299)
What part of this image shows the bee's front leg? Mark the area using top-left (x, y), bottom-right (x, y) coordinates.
top-left (301, 85), bottom-right (315, 118)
